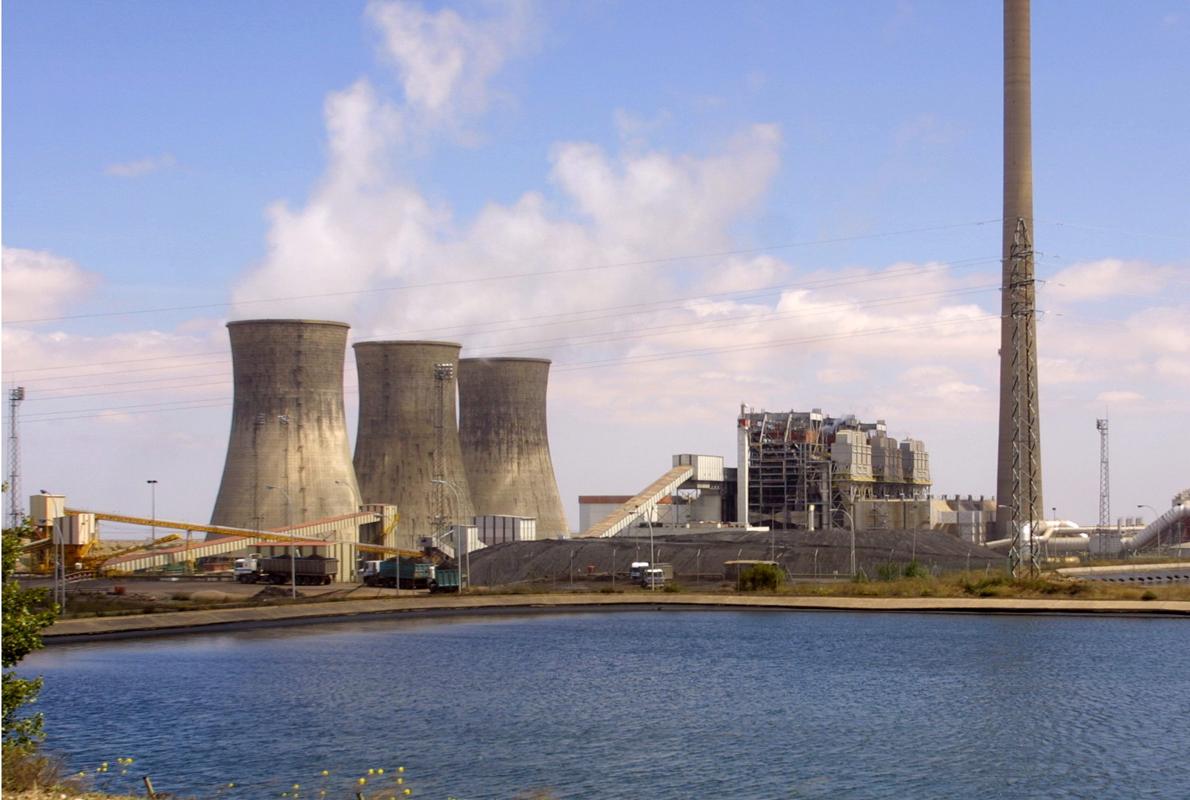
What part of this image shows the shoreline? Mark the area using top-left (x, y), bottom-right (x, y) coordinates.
top-left (43, 592), bottom-right (1190, 643)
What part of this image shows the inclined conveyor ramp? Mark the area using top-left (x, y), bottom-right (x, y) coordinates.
top-left (581, 465), bottom-right (695, 538)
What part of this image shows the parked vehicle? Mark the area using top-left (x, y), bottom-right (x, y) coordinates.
top-left (361, 558), bottom-right (436, 589)
top-left (640, 563), bottom-right (673, 588)
top-left (629, 561), bottom-right (650, 581)
top-left (430, 567), bottom-right (460, 593)
top-left (234, 554), bottom-right (338, 585)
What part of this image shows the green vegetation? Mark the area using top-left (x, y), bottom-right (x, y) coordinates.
top-left (738, 562), bottom-right (785, 591)
top-left (3, 518), bottom-right (60, 791)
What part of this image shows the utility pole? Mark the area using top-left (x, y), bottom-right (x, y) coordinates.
top-left (432, 363), bottom-right (454, 542)
top-left (147, 480), bottom-right (159, 543)
top-left (8, 387), bottom-right (26, 528)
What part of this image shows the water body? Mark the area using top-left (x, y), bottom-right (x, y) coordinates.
top-left (22, 610), bottom-right (1190, 799)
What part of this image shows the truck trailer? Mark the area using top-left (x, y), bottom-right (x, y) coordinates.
top-left (361, 558), bottom-right (436, 589)
top-left (234, 555), bottom-right (338, 586)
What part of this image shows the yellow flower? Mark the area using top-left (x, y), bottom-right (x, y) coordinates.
top-left (397, 777), bottom-right (404, 785)
top-left (229, 783), bottom-right (236, 788)
top-left (377, 768), bottom-right (384, 775)
top-left (320, 770), bottom-right (329, 777)
top-left (397, 766), bottom-right (405, 773)
top-left (403, 789), bottom-right (412, 796)
top-left (369, 769), bottom-right (376, 775)
top-left (358, 778), bottom-right (367, 785)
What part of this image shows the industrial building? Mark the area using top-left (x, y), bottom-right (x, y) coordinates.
top-left (737, 406), bottom-right (930, 531)
top-left (458, 357), bottom-right (569, 537)
top-left (353, 340), bottom-right (476, 548)
top-left (209, 319), bottom-right (363, 534)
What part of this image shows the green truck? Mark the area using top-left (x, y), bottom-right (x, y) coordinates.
top-left (361, 558), bottom-right (436, 589)
top-left (430, 566), bottom-right (460, 593)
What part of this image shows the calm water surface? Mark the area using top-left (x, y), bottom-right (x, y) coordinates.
top-left (21, 610), bottom-right (1190, 799)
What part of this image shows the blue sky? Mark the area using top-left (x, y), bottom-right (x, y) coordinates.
top-left (3, 0), bottom-right (1188, 533)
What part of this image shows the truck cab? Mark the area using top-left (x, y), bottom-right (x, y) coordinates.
top-left (360, 560), bottom-right (383, 585)
top-left (629, 561), bottom-right (650, 581)
top-left (233, 556), bottom-right (261, 583)
top-left (641, 568), bottom-right (669, 588)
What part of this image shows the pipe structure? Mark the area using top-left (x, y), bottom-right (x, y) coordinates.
top-left (986, 503), bottom-right (1190, 557)
top-left (210, 319), bottom-right (362, 534)
top-left (995, 0), bottom-right (1044, 539)
top-left (458, 357), bottom-right (569, 537)
top-left (354, 341), bottom-right (475, 545)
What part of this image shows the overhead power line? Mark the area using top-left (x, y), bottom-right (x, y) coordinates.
top-left (9, 253), bottom-right (1000, 388)
top-left (2, 218), bottom-right (1000, 325)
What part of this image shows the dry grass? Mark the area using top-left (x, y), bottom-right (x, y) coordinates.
top-left (775, 572), bottom-right (1190, 602)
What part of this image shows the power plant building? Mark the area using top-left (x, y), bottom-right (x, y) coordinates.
top-left (353, 341), bottom-right (475, 548)
top-left (458, 357), bottom-right (569, 537)
top-left (210, 319), bottom-right (362, 533)
top-left (737, 405), bottom-right (930, 530)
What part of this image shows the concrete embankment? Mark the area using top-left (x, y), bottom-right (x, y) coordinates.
top-left (44, 593), bottom-right (1190, 642)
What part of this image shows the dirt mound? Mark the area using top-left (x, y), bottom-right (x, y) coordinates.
top-left (251, 585), bottom-right (300, 601)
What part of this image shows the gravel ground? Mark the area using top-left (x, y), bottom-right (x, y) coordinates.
top-left (469, 527), bottom-right (1005, 587)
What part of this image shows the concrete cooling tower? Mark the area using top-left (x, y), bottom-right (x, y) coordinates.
top-left (210, 319), bottom-right (362, 532)
top-left (353, 341), bottom-right (475, 544)
top-left (458, 357), bottom-right (569, 537)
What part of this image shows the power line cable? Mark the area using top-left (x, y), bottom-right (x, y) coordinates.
top-left (1, 218), bottom-right (1000, 325)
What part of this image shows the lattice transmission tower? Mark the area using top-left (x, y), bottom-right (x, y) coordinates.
top-left (1007, 219), bottom-right (1042, 577)
top-left (1096, 417), bottom-right (1110, 528)
top-left (7, 387), bottom-right (26, 529)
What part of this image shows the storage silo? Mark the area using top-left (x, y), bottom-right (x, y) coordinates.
top-left (210, 319), bottom-right (362, 532)
top-left (353, 341), bottom-right (475, 546)
top-left (458, 357), bottom-right (569, 537)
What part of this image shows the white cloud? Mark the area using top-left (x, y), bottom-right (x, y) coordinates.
top-left (104, 153), bottom-right (177, 178)
top-left (1045, 258), bottom-right (1172, 302)
top-left (366, 0), bottom-right (533, 130)
top-left (1096, 390), bottom-right (1145, 406)
top-left (1, 247), bottom-right (100, 321)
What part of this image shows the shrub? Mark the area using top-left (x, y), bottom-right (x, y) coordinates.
top-left (661, 582), bottom-right (682, 593)
top-left (1141, 590), bottom-right (1157, 601)
top-left (738, 563), bottom-right (784, 591)
top-left (3, 519), bottom-right (58, 752)
top-left (902, 560), bottom-right (929, 579)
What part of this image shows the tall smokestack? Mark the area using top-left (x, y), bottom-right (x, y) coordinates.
top-left (211, 319), bottom-right (362, 532)
top-left (353, 341), bottom-right (475, 546)
top-left (996, 0), bottom-right (1043, 539)
top-left (458, 357), bottom-right (569, 537)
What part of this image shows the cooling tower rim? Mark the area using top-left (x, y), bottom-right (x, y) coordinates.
top-left (459, 356), bottom-right (552, 365)
top-left (353, 339), bottom-right (462, 349)
top-left (227, 318), bottom-right (350, 329)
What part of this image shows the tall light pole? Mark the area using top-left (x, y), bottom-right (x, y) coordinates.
top-left (1138, 504), bottom-right (1159, 555)
top-left (644, 506), bottom-right (656, 591)
top-left (146, 480), bottom-right (158, 543)
top-left (432, 478), bottom-right (467, 591)
top-left (266, 484), bottom-right (296, 599)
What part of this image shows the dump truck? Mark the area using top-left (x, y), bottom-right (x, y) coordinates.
top-left (430, 566), bottom-right (461, 593)
top-left (361, 558), bottom-right (436, 589)
top-left (234, 554), bottom-right (338, 585)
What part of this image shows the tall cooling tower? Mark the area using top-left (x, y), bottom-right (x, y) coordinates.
top-left (211, 319), bottom-right (362, 532)
top-left (353, 341), bottom-right (475, 544)
top-left (458, 357), bottom-right (569, 537)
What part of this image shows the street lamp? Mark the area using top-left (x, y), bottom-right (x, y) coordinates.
top-left (634, 504), bottom-right (656, 592)
top-left (266, 484), bottom-right (296, 599)
top-left (146, 480), bottom-right (158, 543)
top-left (432, 479), bottom-right (467, 591)
top-left (1138, 504), bottom-right (1159, 555)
